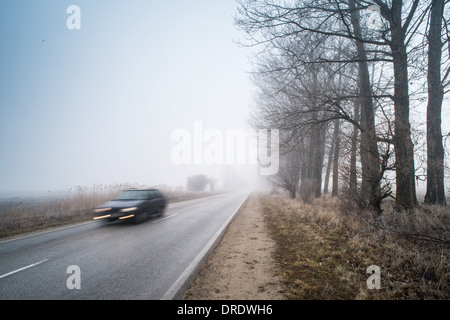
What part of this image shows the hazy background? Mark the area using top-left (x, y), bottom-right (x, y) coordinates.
top-left (0, 1), bottom-right (259, 195)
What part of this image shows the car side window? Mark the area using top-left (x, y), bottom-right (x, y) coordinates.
top-left (145, 191), bottom-right (153, 200)
top-left (145, 190), bottom-right (157, 200)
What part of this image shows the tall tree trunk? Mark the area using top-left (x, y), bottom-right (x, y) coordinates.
top-left (332, 118), bottom-right (340, 197)
top-left (324, 131), bottom-right (335, 195)
top-left (349, 0), bottom-right (382, 211)
top-left (300, 138), bottom-right (307, 187)
top-left (313, 123), bottom-right (326, 198)
top-left (349, 98), bottom-right (360, 194)
top-left (390, 0), bottom-right (418, 209)
top-left (425, 0), bottom-right (446, 206)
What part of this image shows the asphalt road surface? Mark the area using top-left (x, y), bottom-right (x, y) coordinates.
top-left (0, 191), bottom-right (250, 300)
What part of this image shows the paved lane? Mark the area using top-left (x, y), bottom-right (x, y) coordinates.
top-left (0, 191), bottom-right (250, 300)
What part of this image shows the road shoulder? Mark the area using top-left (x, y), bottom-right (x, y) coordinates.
top-left (182, 193), bottom-right (286, 300)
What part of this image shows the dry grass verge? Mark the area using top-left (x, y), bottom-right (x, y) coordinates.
top-left (261, 193), bottom-right (449, 300)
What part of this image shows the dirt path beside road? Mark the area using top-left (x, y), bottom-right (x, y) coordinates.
top-left (182, 193), bottom-right (285, 300)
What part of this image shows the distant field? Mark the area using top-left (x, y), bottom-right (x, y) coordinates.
top-left (0, 183), bottom-right (211, 239)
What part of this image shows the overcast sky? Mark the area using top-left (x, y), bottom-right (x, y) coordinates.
top-left (0, 1), bottom-right (259, 194)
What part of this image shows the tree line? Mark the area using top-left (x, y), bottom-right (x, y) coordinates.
top-left (235, 0), bottom-right (450, 212)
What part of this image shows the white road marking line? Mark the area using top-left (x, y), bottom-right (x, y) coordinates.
top-left (0, 259), bottom-right (49, 280)
top-left (151, 214), bottom-right (178, 224)
top-left (161, 192), bottom-right (250, 300)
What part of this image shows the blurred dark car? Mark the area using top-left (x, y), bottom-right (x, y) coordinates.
top-left (93, 189), bottom-right (166, 223)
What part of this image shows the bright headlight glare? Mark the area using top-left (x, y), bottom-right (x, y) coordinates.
top-left (95, 207), bottom-right (111, 213)
top-left (121, 207), bottom-right (138, 212)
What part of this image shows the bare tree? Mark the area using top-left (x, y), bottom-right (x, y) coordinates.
top-left (208, 175), bottom-right (217, 192)
top-left (349, 96), bottom-right (361, 194)
top-left (324, 127), bottom-right (336, 195)
top-left (374, 0), bottom-right (423, 208)
top-left (236, 0), bottom-right (439, 210)
top-left (186, 174), bottom-right (209, 193)
top-left (269, 148), bottom-right (301, 199)
top-left (331, 118), bottom-right (341, 197)
top-left (348, 0), bottom-right (382, 210)
top-left (424, 0), bottom-right (447, 205)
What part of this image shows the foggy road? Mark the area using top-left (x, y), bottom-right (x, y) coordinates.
top-left (0, 191), bottom-right (250, 300)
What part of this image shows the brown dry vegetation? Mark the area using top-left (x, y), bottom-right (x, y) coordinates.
top-left (261, 193), bottom-right (449, 300)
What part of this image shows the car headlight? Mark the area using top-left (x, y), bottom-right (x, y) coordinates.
top-left (120, 207), bottom-right (138, 212)
top-left (95, 207), bottom-right (111, 213)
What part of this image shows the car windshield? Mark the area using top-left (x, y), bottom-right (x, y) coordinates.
top-left (114, 190), bottom-right (152, 201)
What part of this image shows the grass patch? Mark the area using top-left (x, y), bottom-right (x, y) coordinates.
top-left (260, 193), bottom-right (449, 300)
